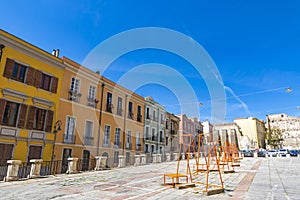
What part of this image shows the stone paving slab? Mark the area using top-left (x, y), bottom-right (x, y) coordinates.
top-left (1, 157), bottom-right (300, 199)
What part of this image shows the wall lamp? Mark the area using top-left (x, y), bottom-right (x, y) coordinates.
top-left (53, 120), bottom-right (62, 133)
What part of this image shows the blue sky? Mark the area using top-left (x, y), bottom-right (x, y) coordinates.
top-left (1, 0), bottom-right (300, 123)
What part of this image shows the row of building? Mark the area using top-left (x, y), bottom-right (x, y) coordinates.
top-left (1, 29), bottom-right (216, 169)
top-left (2, 29), bottom-right (296, 170)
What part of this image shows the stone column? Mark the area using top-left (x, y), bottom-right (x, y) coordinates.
top-left (95, 156), bottom-right (108, 170)
top-left (4, 160), bottom-right (22, 182)
top-left (29, 159), bottom-right (43, 178)
top-left (165, 153), bottom-right (171, 162)
top-left (152, 154), bottom-right (157, 163)
top-left (118, 155), bottom-right (125, 168)
top-left (66, 157), bottom-right (78, 174)
top-left (173, 153), bottom-right (179, 161)
top-left (140, 154), bottom-right (147, 165)
top-left (157, 154), bottom-right (162, 163)
top-left (253, 151), bottom-right (258, 158)
top-left (181, 153), bottom-right (185, 160)
top-left (134, 155), bottom-right (141, 166)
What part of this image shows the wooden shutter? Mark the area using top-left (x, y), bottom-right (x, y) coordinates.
top-left (26, 106), bottom-right (36, 130)
top-left (51, 77), bottom-right (58, 94)
top-left (45, 110), bottom-right (54, 132)
top-left (34, 70), bottom-right (42, 88)
top-left (0, 99), bottom-right (6, 124)
top-left (17, 104), bottom-right (28, 128)
top-left (28, 146), bottom-right (42, 161)
top-left (25, 67), bottom-right (35, 86)
top-left (3, 58), bottom-right (14, 78)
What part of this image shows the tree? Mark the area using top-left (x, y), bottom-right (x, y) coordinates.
top-left (266, 128), bottom-right (283, 149)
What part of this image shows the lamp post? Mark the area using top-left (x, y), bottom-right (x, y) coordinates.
top-left (52, 120), bottom-right (62, 161)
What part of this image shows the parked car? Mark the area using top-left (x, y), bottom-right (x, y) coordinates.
top-left (267, 149), bottom-right (278, 157)
top-left (278, 149), bottom-right (289, 157)
top-left (242, 150), bottom-right (254, 157)
top-left (289, 150), bottom-right (299, 157)
top-left (258, 149), bottom-right (267, 157)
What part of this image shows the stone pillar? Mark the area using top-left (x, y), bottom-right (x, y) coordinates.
top-left (29, 159), bottom-right (43, 178)
top-left (173, 153), bottom-right (179, 161)
top-left (118, 155), bottom-right (125, 168)
top-left (157, 154), bottom-right (162, 163)
top-left (254, 151), bottom-right (258, 158)
top-left (140, 154), bottom-right (147, 165)
top-left (134, 155), bottom-right (141, 166)
top-left (152, 154), bottom-right (157, 163)
top-left (66, 157), bottom-right (78, 174)
top-left (4, 160), bottom-right (22, 182)
top-left (95, 156), bottom-right (108, 170)
top-left (165, 153), bottom-right (171, 162)
top-left (181, 153), bottom-right (185, 160)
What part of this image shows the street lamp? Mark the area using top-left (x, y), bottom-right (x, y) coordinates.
top-left (52, 120), bottom-right (62, 161)
top-left (53, 120), bottom-right (62, 133)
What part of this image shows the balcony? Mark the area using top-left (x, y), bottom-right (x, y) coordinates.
top-left (114, 142), bottom-right (121, 148)
top-left (84, 136), bottom-right (94, 146)
top-left (68, 90), bottom-right (81, 103)
top-left (126, 143), bottom-right (132, 150)
top-left (136, 144), bottom-right (141, 150)
top-left (63, 134), bottom-right (75, 144)
top-left (137, 114), bottom-right (142, 122)
top-left (106, 104), bottom-right (113, 113)
top-left (128, 112), bottom-right (134, 120)
top-left (87, 97), bottom-right (98, 108)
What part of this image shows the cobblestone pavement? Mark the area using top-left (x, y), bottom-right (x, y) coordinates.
top-left (0, 157), bottom-right (299, 199)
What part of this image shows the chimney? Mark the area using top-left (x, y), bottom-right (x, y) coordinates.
top-left (52, 49), bottom-right (60, 57)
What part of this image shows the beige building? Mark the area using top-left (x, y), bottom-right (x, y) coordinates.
top-left (266, 113), bottom-right (300, 149)
top-left (165, 112), bottom-right (180, 153)
top-left (234, 117), bottom-right (266, 149)
top-left (213, 123), bottom-right (242, 149)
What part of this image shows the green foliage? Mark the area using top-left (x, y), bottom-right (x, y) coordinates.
top-left (266, 128), bottom-right (283, 149)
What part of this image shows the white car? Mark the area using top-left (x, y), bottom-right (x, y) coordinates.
top-left (278, 149), bottom-right (289, 157)
top-left (267, 150), bottom-right (278, 157)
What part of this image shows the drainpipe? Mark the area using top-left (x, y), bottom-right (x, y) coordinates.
top-left (96, 83), bottom-right (105, 156)
top-left (122, 94), bottom-right (128, 156)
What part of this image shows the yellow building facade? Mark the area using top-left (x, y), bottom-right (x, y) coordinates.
top-left (0, 29), bottom-right (64, 163)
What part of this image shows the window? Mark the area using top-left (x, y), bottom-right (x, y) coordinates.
top-left (106, 92), bottom-right (113, 113)
top-left (28, 145), bottom-right (42, 161)
top-left (153, 110), bottom-right (156, 121)
top-left (152, 128), bottom-right (155, 141)
top-left (0, 144), bottom-right (13, 165)
top-left (114, 128), bottom-right (121, 147)
top-left (2, 101), bottom-right (19, 127)
top-left (114, 151), bottom-right (119, 163)
top-left (145, 144), bottom-right (149, 153)
top-left (136, 132), bottom-right (140, 149)
top-left (0, 99), bottom-right (28, 128)
top-left (128, 102), bottom-right (133, 119)
top-left (26, 106), bottom-right (53, 132)
top-left (64, 116), bottom-right (76, 143)
top-left (84, 121), bottom-right (93, 145)
top-left (146, 107), bottom-right (150, 119)
top-left (70, 77), bottom-right (80, 93)
top-left (137, 105), bottom-right (142, 122)
top-left (161, 113), bottom-right (164, 124)
top-left (145, 126), bottom-right (149, 139)
top-left (88, 85), bottom-right (96, 99)
top-left (12, 62), bottom-right (26, 82)
top-left (117, 97), bottom-right (122, 116)
top-left (104, 125), bottom-right (111, 146)
top-left (126, 131), bottom-right (132, 149)
top-left (40, 73), bottom-right (51, 91)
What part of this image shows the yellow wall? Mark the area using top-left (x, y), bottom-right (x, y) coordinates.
top-left (0, 30), bottom-right (64, 162)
